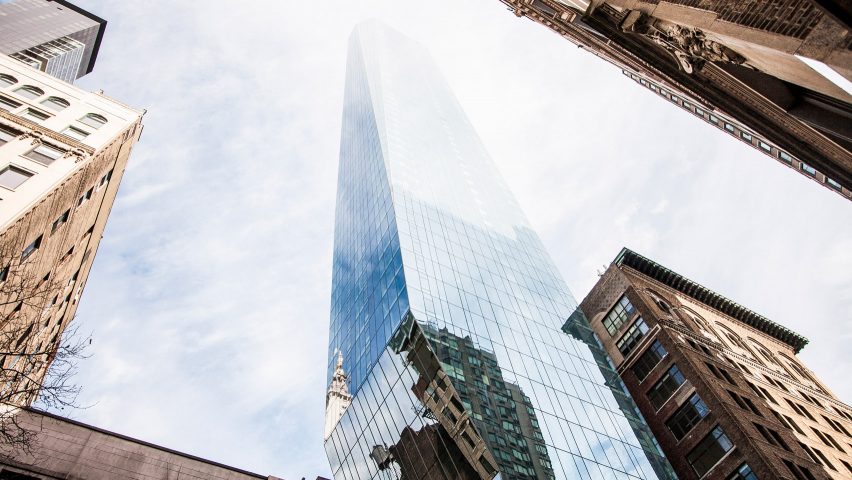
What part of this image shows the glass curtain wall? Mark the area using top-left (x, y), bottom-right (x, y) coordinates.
top-left (326, 20), bottom-right (675, 480)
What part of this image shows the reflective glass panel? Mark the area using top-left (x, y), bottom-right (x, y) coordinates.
top-left (326, 21), bottom-right (675, 480)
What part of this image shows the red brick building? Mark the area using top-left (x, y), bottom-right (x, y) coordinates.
top-left (578, 248), bottom-right (852, 480)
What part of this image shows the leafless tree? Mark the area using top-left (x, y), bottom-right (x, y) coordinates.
top-left (0, 238), bottom-right (90, 455)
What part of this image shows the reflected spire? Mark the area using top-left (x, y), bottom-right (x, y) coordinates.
top-left (324, 349), bottom-right (352, 439)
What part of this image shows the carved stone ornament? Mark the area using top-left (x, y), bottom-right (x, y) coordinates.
top-left (620, 10), bottom-right (747, 74)
top-left (63, 147), bottom-right (87, 163)
top-left (19, 131), bottom-right (44, 146)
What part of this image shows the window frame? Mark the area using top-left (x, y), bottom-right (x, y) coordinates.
top-left (0, 164), bottom-right (34, 190)
top-left (24, 144), bottom-right (64, 166)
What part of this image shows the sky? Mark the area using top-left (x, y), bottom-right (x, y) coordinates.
top-left (59, 1), bottom-right (852, 478)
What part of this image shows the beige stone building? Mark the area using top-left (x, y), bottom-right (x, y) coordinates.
top-left (0, 54), bottom-right (143, 407)
top-left (578, 248), bottom-right (852, 480)
top-left (496, 0), bottom-right (852, 198)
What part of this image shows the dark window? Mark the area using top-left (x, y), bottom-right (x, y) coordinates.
top-left (727, 463), bottom-right (758, 480)
top-left (783, 460), bottom-right (816, 480)
top-left (648, 365), bottom-right (685, 409)
top-left (602, 295), bottom-right (635, 336)
top-left (753, 422), bottom-right (790, 451)
top-left (0, 165), bottom-right (33, 190)
top-left (687, 426), bottom-right (734, 478)
top-left (0, 95), bottom-right (21, 111)
top-left (822, 415), bottom-right (851, 436)
top-left (826, 178), bottom-right (842, 191)
top-left (23, 108), bottom-right (50, 122)
top-left (20, 235), bottom-right (42, 261)
top-left (800, 163), bottom-right (817, 176)
top-left (616, 317), bottom-right (649, 355)
top-left (1, 126), bottom-right (19, 144)
top-left (0, 265), bottom-right (8, 282)
top-left (632, 340), bottom-right (667, 381)
top-left (667, 393), bottom-right (710, 440)
top-left (51, 209), bottom-right (70, 233)
top-left (24, 144), bottom-right (63, 165)
top-left (773, 411), bottom-right (804, 434)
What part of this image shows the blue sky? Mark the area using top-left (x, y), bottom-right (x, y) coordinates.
top-left (63, 1), bottom-right (852, 478)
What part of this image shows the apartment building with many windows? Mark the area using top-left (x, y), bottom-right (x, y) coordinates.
top-left (578, 248), bottom-right (852, 480)
top-left (0, 54), bottom-right (143, 407)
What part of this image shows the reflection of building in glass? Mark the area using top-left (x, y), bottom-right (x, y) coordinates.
top-left (579, 248), bottom-right (852, 480)
top-left (324, 20), bottom-right (676, 480)
top-left (423, 324), bottom-right (555, 479)
top-left (325, 352), bottom-right (353, 439)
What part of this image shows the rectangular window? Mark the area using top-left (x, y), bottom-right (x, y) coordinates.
top-left (21, 235), bottom-right (42, 261)
top-left (667, 393), bottom-right (710, 440)
top-left (709, 114), bottom-right (719, 123)
top-left (825, 177), bottom-right (842, 191)
top-left (76, 187), bottom-right (94, 208)
top-left (758, 141), bottom-right (772, 153)
top-left (753, 422), bottom-right (790, 451)
top-left (0, 95), bottom-right (22, 111)
top-left (648, 365), bottom-right (685, 409)
top-left (695, 107), bottom-right (705, 115)
top-left (740, 132), bottom-right (753, 141)
top-left (62, 126), bottom-right (89, 140)
top-left (22, 108), bottom-right (50, 122)
top-left (24, 144), bottom-right (63, 166)
top-left (633, 340), bottom-right (667, 380)
top-left (800, 163), bottom-right (817, 176)
top-left (0, 125), bottom-right (18, 144)
top-left (602, 295), bottom-right (635, 336)
top-left (0, 165), bottom-right (33, 190)
top-left (727, 463), bottom-right (757, 480)
top-left (51, 209), bottom-right (70, 233)
top-left (779, 151), bottom-right (793, 163)
top-left (725, 123), bottom-right (735, 133)
top-left (0, 265), bottom-right (8, 282)
top-left (687, 426), bottom-right (734, 478)
top-left (616, 317), bottom-right (649, 355)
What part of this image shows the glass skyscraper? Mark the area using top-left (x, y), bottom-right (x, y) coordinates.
top-left (326, 21), bottom-right (675, 480)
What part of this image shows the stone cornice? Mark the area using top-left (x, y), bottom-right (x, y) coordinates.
top-left (0, 110), bottom-right (95, 156)
top-left (614, 248), bottom-right (809, 353)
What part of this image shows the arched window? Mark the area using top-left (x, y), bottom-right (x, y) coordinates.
top-left (715, 322), bottom-right (751, 354)
top-left (79, 113), bottom-right (107, 129)
top-left (646, 290), bottom-right (672, 314)
top-left (40, 96), bottom-right (70, 111)
top-left (14, 85), bottom-right (44, 100)
top-left (778, 353), bottom-right (825, 393)
top-left (0, 74), bottom-right (17, 87)
top-left (749, 339), bottom-right (783, 370)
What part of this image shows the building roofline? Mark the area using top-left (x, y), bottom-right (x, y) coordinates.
top-left (613, 247), bottom-right (809, 353)
top-left (23, 407), bottom-right (268, 479)
top-left (51, 0), bottom-right (107, 74)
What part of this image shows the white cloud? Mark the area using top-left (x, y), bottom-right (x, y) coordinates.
top-left (60, 1), bottom-right (852, 478)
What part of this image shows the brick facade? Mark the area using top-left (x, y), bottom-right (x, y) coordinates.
top-left (579, 248), bottom-right (852, 480)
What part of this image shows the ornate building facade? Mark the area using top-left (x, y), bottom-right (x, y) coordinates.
top-left (0, 55), bottom-right (143, 409)
top-left (579, 248), bottom-right (852, 479)
top-left (496, 0), bottom-right (852, 199)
